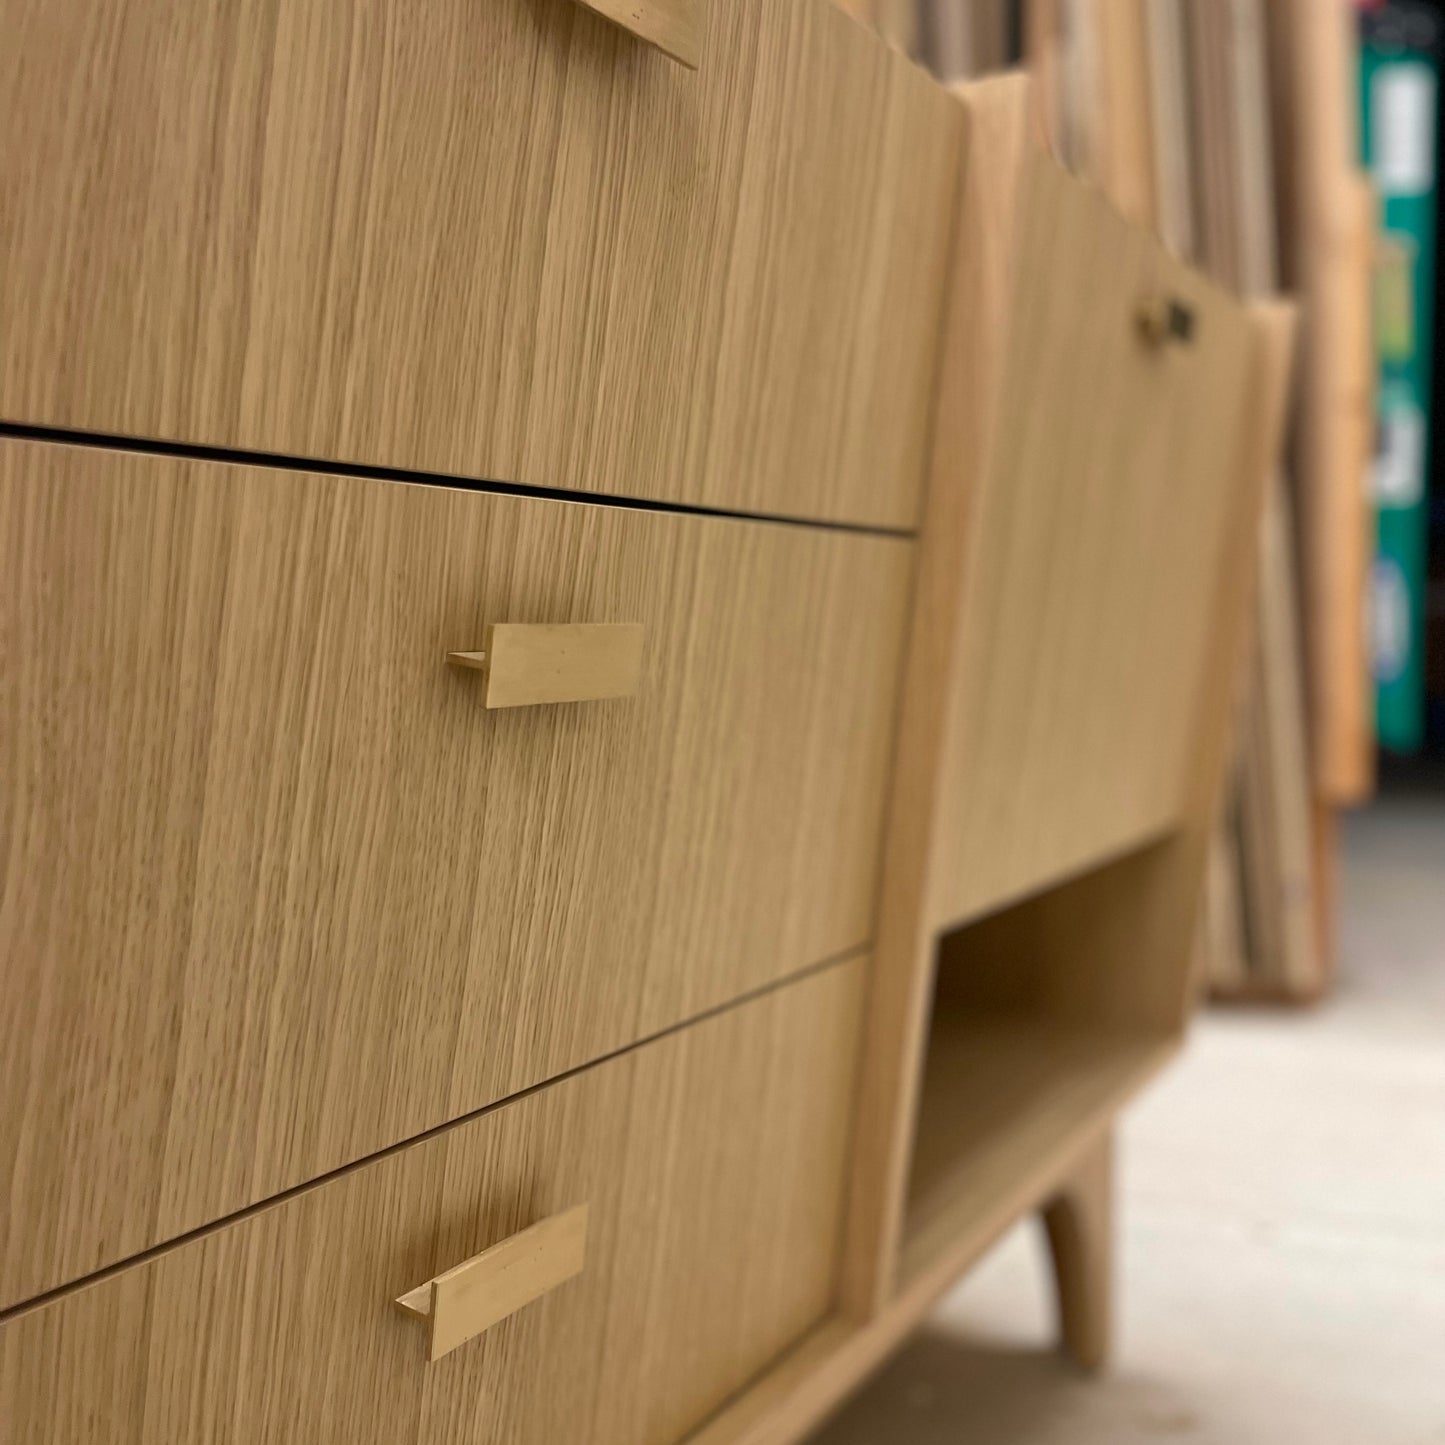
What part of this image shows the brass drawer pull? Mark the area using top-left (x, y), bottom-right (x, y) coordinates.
top-left (1137, 296), bottom-right (1197, 348)
top-left (570, 0), bottom-right (701, 68)
top-left (394, 1204), bottom-right (589, 1361)
top-left (448, 623), bottom-right (645, 709)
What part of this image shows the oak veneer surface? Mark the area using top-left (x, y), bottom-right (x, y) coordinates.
top-left (0, 960), bottom-right (864, 1445)
top-left (0, 439), bottom-right (910, 1310)
top-left (0, 0), bottom-right (958, 530)
top-left (930, 147), bottom-right (1258, 928)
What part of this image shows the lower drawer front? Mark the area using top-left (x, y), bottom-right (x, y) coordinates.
top-left (0, 959), bottom-right (862, 1445)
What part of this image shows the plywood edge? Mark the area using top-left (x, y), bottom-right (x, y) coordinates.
top-left (835, 70), bottom-right (1038, 1321)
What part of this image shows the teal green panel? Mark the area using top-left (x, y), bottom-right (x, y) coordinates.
top-left (1361, 38), bottom-right (1439, 753)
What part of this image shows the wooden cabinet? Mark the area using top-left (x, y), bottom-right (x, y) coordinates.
top-left (0, 20), bottom-right (1296, 1445)
top-left (0, 959), bottom-right (863, 1445)
top-left (0, 438), bottom-right (909, 1309)
top-left (0, 0), bottom-right (958, 529)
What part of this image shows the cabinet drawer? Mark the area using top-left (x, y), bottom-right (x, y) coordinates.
top-left (0, 0), bottom-right (958, 529)
top-left (0, 438), bottom-right (910, 1308)
top-left (0, 960), bottom-right (863, 1445)
top-left (931, 147), bottom-right (1260, 925)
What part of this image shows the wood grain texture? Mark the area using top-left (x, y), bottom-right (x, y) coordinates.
top-left (0, 438), bottom-right (911, 1311)
top-left (928, 147), bottom-right (1257, 928)
top-left (828, 0), bottom-right (877, 29)
top-left (0, 0), bottom-right (959, 530)
top-left (920, 308), bottom-right (1296, 1042)
top-left (573, 0), bottom-right (701, 66)
top-left (0, 959), bottom-right (864, 1445)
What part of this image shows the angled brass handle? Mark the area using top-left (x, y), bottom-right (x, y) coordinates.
top-left (448, 623), bottom-right (645, 709)
top-left (395, 1204), bottom-right (589, 1362)
top-left (570, 0), bottom-right (701, 67)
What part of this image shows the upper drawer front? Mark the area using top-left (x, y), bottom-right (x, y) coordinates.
top-left (0, 959), bottom-right (863, 1445)
top-left (932, 149), bottom-right (1259, 926)
top-left (0, 438), bottom-right (910, 1310)
top-left (0, 0), bottom-right (959, 529)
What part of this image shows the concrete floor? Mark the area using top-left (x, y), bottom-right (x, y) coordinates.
top-left (815, 796), bottom-right (1445, 1445)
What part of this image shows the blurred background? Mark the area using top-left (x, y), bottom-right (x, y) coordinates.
top-left (813, 1), bottom-right (1445, 1441)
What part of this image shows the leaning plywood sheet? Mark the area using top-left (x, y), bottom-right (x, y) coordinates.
top-left (1186, 0), bottom-right (1245, 286)
top-left (1094, 0), bottom-right (1159, 227)
top-left (1146, 0), bottom-right (1197, 259)
top-left (1237, 481), bottom-right (1319, 998)
top-left (1185, 0), bottom-right (1319, 1000)
top-left (1265, 0), bottom-right (1377, 803)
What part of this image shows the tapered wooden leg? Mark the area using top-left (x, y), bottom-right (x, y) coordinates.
top-left (1042, 1131), bottom-right (1114, 1371)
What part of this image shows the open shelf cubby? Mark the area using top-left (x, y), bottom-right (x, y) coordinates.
top-left (900, 834), bottom-right (1191, 1285)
